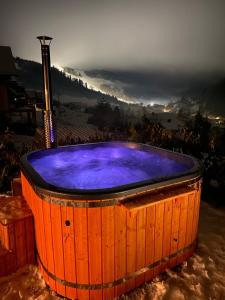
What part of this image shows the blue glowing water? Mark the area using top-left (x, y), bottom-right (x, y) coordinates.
top-left (28, 143), bottom-right (192, 190)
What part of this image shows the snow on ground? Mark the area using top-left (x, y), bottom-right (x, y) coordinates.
top-left (0, 265), bottom-right (60, 300)
top-left (0, 201), bottom-right (225, 300)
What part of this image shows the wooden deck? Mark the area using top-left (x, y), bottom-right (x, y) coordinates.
top-left (0, 194), bottom-right (35, 277)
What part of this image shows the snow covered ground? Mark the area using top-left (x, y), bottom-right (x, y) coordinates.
top-left (0, 201), bottom-right (225, 300)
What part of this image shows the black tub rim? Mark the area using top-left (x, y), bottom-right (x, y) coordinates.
top-left (20, 141), bottom-right (202, 202)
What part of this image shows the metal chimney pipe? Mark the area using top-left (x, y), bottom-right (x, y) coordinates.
top-left (37, 35), bottom-right (57, 148)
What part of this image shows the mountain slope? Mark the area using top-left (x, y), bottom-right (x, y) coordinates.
top-left (15, 57), bottom-right (119, 104)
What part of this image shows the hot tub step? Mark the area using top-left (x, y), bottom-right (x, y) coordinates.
top-left (0, 242), bottom-right (17, 276)
top-left (0, 195), bottom-right (35, 277)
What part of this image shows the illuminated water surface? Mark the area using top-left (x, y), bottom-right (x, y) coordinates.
top-left (28, 143), bottom-right (192, 190)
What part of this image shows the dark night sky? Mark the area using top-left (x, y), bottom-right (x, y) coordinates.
top-left (1, 0), bottom-right (225, 105)
top-left (1, 0), bottom-right (225, 71)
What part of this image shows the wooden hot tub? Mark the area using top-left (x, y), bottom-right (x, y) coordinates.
top-left (20, 142), bottom-right (201, 300)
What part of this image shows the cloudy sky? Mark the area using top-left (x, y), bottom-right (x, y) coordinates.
top-left (1, 0), bottom-right (225, 104)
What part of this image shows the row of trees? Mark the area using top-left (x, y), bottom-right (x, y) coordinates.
top-left (87, 101), bottom-right (129, 132)
top-left (87, 101), bottom-right (225, 157)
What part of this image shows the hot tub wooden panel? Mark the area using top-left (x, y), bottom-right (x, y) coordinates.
top-left (102, 206), bottom-right (115, 299)
top-left (154, 202), bottom-right (164, 277)
top-left (61, 206), bottom-right (77, 299)
top-left (114, 204), bottom-right (127, 297)
top-left (145, 204), bottom-right (156, 282)
top-left (169, 197), bottom-right (182, 268)
top-left (126, 211), bottom-right (137, 292)
top-left (51, 203), bottom-right (66, 296)
top-left (88, 207), bottom-right (103, 300)
top-left (135, 209), bottom-right (146, 287)
top-left (162, 200), bottom-right (173, 271)
top-left (177, 196), bottom-right (188, 265)
top-left (21, 172), bottom-right (201, 300)
top-left (42, 200), bottom-right (57, 291)
top-left (73, 206), bottom-right (89, 300)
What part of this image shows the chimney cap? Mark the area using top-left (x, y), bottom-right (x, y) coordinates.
top-left (37, 36), bottom-right (53, 45)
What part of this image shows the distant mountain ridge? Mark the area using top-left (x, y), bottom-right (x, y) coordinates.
top-left (15, 57), bottom-right (119, 104)
top-left (15, 57), bottom-right (225, 116)
top-left (64, 66), bottom-right (225, 115)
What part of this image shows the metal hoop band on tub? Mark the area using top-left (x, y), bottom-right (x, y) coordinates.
top-left (37, 239), bottom-right (197, 290)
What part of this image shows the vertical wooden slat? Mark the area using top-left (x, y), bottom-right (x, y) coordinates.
top-left (7, 224), bottom-right (15, 252)
top-left (3, 225), bottom-right (11, 251)
top-left (1, 225), bottom-right (6, 248)
top-left (25, 217), bottom-right (35, 264)
top-left (0, 253), bottom-right (6, 277)
top-left (0, 224), bottom-right (7, 250)
top-left (42, 200), bottom-right (56, 290)
top-left (154, 202), bottom-right (164, 276)
top-left (21, 174), bottom-right (32, 210)
top-left (74, 207), bottom-right (89, 300)
top-left (186, 193), bottom-right (195, 244)
top-left (161, 200), bottom-right (173, 271)
top-left (51, 203), bottom-right (65, 296)
top-left (0, 223), bottom-right (16, 252)
top-left (32, 192), bottom-right (43, 276)
top-left (0, 223), bottom-right (3, 246)
top-left (30, 183), bottom-right (35, 211)
top-left (114, 205), bottom-right (126, 297)
top-left (192, 189), bottom-right (201, 242)
top-left (36, 195), bottom-right (48, 283)
top-left (7, 224), bottom-right (16, 253)
top-left (125, 211), bottom-right (136, 293)
top-left (88, 207), bottom-right (102, 300)
top-left (170, 197), bottom-right (181, 268)
top-left (5, 252), bottom-right (16, 274)
top-left (61, 206), bottom-right (77, 300)
top-left (135, 208), bottom-right (146, 287)
top-left (15, 220), bottom-right (27, 268)
top-left (26, 184), bottom-right (32, 211)
top-left (145, 204), bottom-right (155, 282)
top-left (177, 195), bottom-right (188, 264)
top-left (195, 188), bottom-right (201, 238)
top-left (102, 206), bottom-right (115, 300)
top-left (184, 193), bottom-right (195, 260)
